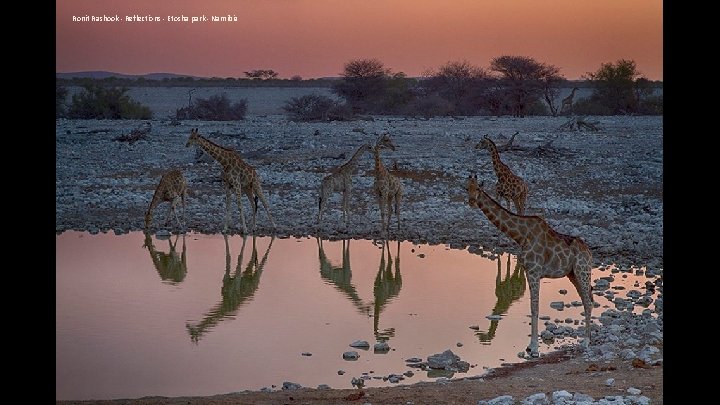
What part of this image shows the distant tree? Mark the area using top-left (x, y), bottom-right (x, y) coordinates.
top-left (332, 58), bottom-right (391, 112)
top-left (585, 59), bottom-right (644, 114)
top-left (290, 75), bottom-right (303, 81)
top-left (332, 59), bottom-right (418, 114)
top-left (56, 84), bottom-right (68, 118)
top-left (244, 69), bottom-right (279, 80)
top-left (422, 60), bottom-right (489, 115)
top-left (488, 55), bottom-right (556, 117)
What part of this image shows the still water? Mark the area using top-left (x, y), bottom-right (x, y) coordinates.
top-left (56, 231), bottom-right (654, 400)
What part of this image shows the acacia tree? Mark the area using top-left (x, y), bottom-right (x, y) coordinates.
top-left (244, 69), bottom-right (279, 80)
top-left (332, 58), bottom-right (418, 114)
top-left (538, 64), bottom-right (565, 116)
top-left (488, 55), bottom-right (558, 117)
top-left (422, 60), bottom-right (488, 115)
top-left (585, 59), bottom-right (643, 114)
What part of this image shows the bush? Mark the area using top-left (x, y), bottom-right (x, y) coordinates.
top-left (639, 95), bottom-right (663, 115)
top-left (67, 83), bottom-right (152, 119)
top-left (176, 93), bottom-right (247, 121)
top-left (56, 84), bottom-right (68, 118)
top-left (571, 98), bottom-right (613, 116)
top-left (282, 94), bottom-right (353, 121)
top-left (403, 94), bottom-right (453, 118)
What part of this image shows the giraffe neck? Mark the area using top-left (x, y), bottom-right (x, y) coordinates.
top-left (473, 189), bottom-right (528, 246)
top-left (373, 148), bottom-right (387, 177)
top-left (486, 140), bottom-right (507, 175)
top-left (341, 144), bottom-right (368, 172)
top-left (194, 135), bottom-right (237, 169)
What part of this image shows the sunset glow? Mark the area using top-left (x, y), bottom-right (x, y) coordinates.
top-left (56, 0), bottom-right (662, 80)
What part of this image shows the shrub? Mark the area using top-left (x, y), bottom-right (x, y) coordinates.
top-left (176, 93), bottom-right (247, 121)
top-left (67, 83), bottom-right (152, 119)
top-left (403, 94), bottom-right (453, 118)
top-left (571, 98), bottom-right (613, 115)
top-left (282, 94), bottom-right (352, 121)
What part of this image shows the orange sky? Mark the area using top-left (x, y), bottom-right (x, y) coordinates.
top-left (56, 0), bottom-right (663, 80)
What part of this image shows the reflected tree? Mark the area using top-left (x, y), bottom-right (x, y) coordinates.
top-left (186, 235), bottom-right (274, 343)
top-left (373, 240), bottom-right (402, 341)
top-left (317, 238), bottom-right (371, 315)
top-left (143, 232), bottom-right (187, 284)
top-left (476, 255), bottom-right (527, 343)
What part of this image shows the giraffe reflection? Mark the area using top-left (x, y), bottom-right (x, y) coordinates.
top-left (142, 232), bottom-right (187, 284)
top-left (373, 240), bottom-right (402, 342)
top-left (186, 235), bottom-right (274, 343)
top-left (476, 255), bottom-right (526, 343)
top-left (317, 238), bottom-right (371, 316)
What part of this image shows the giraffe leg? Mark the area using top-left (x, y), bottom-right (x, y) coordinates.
top-left (569, 261), bottom-right (594, 345)
top-left (164, 203), bottom-right (173, 227)
top-left (317, 186), bottom-right (326, 226)
top-left (224, 186), bottom-right (232, 234)
top-left (342, 188), bottom-right (350, 225)
top-left (254, 183), bottom-right (276, 229)
top-left (235, 190), bottom-right (248, 235)
top-left (377, 195), bottom-right (386, 236)
top-left (181, 190), bottom-right (187, 231)
top-left (171, 199), bottom-right (183, 231)
top-left (243, 186), bottom-right (257, 231)
top-left (394, 191), bottom-right (402, 231)
top-left (526, 271), bottom-right (541, 357)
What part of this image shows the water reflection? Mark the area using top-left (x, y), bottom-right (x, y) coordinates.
top-left (186, 235), bottom-right (275, 343)
top-left (373, 240), bottom-right (402, 342)
top-left (142, 232), bottom-right (188, 284)
top-left (476, 255), bottom-right (527, 343)
top-left (317, 238), bottom-right (371, 315)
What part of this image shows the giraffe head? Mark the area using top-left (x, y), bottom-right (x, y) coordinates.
top-left (373, 133), bottom-right (396, 152)
top-left (186, 128), bottom-right (200, 148)
top-left (465, 174), bottom-right (485, 208)
top-left (475, 135), bottom-right (494, 151)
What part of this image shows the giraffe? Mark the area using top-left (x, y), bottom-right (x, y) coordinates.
top-left (317, 143), bottom-right (372, 227)
top-left (142, 232), bottom-right (188, 284)
top-left (476, 255), bottom-right (526, 343)
top-left (465, 175), bottom-right (593, 357)
top-left (560, 87), bottom-right (580, 115)
top-left (144, 169), bottom-right (187, 231)
top-left (373, 239), bottom-right (402, 342)
top-left (186, 128), bottom-right (275, 234)
top-left (186, 234), bottom-right (274, 343)
top-left (368, 134), bottom-right (403, 235)
top-left (317, 238), bottom-right (370, 315)
top-left (475, 135), bottom-right (528, 215)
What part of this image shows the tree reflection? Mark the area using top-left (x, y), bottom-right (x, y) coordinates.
top-left (143, 232), bottom-right (187, 284)
top-left (186, 235), bottom-right (274, 343)
top-left (476, 255), bottom-right (526, 343)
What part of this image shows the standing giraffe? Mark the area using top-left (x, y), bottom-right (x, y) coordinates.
top-left (475, 135), bottom-right (529, 215)
top-left (318, 143), bottom-right (372, 227)
top-left (560, 87), bottom-right (580, 115)
top-left (186, 128), bottom-right (275, 234)
top-left (145, 169), bottom-right (187, 231)
top-left (465, 175), bottom-right (593, 357)
top-left (368, 134), bottom-right (403, 234)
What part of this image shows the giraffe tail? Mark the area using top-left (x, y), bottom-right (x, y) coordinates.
top-left (254, 195), bottom-right (259, 214)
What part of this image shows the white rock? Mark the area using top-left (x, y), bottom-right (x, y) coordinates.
top-left (605, 377), bottom-right (615, 386)
top-left (627, 387), bottom-right (642, 395)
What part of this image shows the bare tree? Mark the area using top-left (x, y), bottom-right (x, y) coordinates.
top-left (539, 65), bottom-right (564, 117)
top-left (332, 58), bottom-right (391, 113)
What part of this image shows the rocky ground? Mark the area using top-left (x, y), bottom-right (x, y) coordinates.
top-left (56, 112), bottom-right (663, 404)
